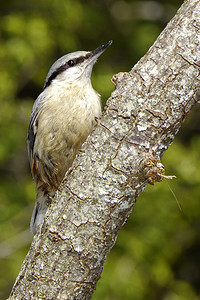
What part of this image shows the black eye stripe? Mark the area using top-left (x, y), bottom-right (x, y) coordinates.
top-left (75, 56), bottom-right (85, 64)
top-left (44, 53), bottom-right (93, 89)
top-left (67, 56), bottom-right (85, 67)
top-left (44, 65), bottom-right (67, 89)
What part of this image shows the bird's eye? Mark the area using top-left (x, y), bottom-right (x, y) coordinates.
top-left (68, 60), bottom-right (75, 67)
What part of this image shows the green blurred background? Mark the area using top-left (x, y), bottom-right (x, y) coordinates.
top-left (0, 0), bottom-right (200, 299)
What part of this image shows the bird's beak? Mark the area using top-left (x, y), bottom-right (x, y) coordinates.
top-left (84, 40), bottom-right (112, 76)
top-left (87, 40), bottom-right (112, 65)
top-left (92, 40), bottom-right (112, 58)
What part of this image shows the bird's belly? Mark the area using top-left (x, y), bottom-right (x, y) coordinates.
top-left (33, 97), bottom-right (101, 192)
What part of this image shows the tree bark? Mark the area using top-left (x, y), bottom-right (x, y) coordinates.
top-left (9, 0), bottom-right (200, 299)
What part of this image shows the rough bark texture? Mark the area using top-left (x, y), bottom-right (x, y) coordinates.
top-left (9, 0), bottom-right (200, 299)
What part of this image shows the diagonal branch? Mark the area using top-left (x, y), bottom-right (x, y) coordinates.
top-left (9, 0), bottom-right (200, 299)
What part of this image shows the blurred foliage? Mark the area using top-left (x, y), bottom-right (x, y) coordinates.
top-left (0, 0), bottom-right (199, 299)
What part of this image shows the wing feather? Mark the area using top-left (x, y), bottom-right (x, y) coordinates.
top-left (27, 93), bottom-right (45, 168)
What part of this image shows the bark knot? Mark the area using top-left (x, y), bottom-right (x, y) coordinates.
top-left (140, 157), bottom-right (165, 185)
top-left (140, 157), bottom-right (176, 185)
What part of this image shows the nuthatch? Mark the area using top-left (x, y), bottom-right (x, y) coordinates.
top-left (27, 41), bottom-right (112, 234)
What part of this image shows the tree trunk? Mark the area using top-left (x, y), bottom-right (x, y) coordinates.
top-left (9, 0), bottom-right (200, 299)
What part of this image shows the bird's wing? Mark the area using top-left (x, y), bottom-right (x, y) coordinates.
top-left (27, 93), bottom-right (45, 168)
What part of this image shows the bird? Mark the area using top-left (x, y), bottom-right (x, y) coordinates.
top-left (27, 40), bottom-right (112, 234)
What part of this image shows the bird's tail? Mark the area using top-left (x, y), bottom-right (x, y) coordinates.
top-left (30, 190), bottom-right (50, 234)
